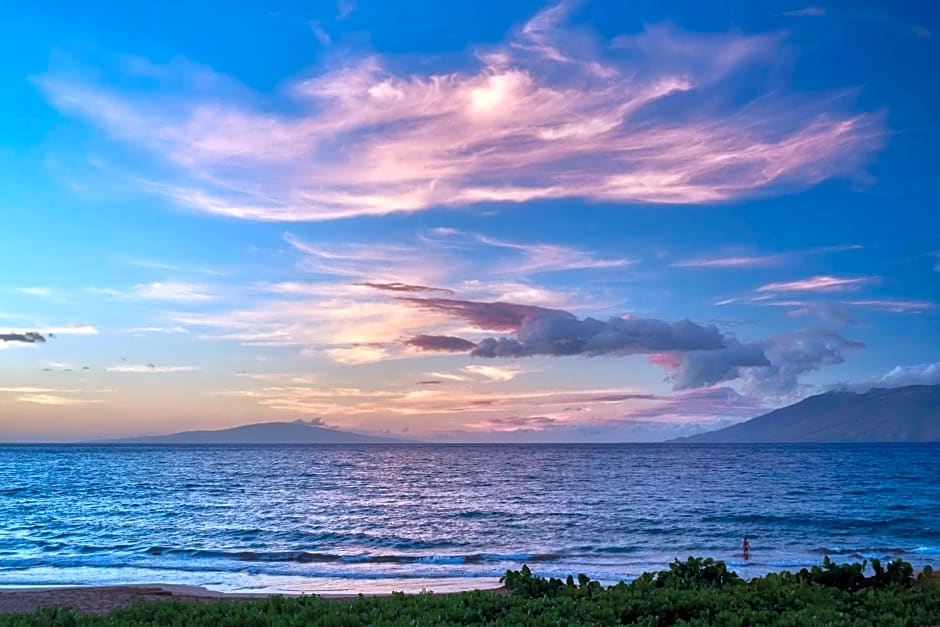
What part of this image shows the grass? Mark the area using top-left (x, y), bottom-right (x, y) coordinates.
top-left (2, 558), bottom-right (938, 626)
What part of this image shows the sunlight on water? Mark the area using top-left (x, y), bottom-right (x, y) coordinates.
top-left (1, 444), bottom-right (938, 593)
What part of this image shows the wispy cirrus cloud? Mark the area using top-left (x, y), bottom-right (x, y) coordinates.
top-left (836, 299), bottom-right (933, 313)
top-left (122, 257), bottom-right (226, 276)
top-left (122, 326), bottom-right (190, 334)
top-left (779, 6), bottom-right (827, 18)
top-left (322, 345), bottom-right (391, 365)
top-left (336, 0), bottom-right (355, 19)
top-left (421, 228), bottom-right (631, 275)
top-left (0, 387), bottom-right (103, 406)
top-left (672, 244), bottom-right (862, 269)
top-left (719, 296), bottom-right (934, 318)
top-left (404, 335), bottom-right (478, 353)
top-left (38, 3), bottom-right (882, 222)
top-left (672, 253), bottom-right (789, 269)
top-left (16, 287), bottom-right (69, 303)
top-left (16, 394), bottom-right (101, 406)
top-left (284, 234), bottom-right (444, 283)
top-left (92, 281), bottom-right (218, 302)
top-left (106, 364), bottom-right (200, 373)
top-left (220, 382), bottom-right (653, 421)
top-left (463, 364), bottom-right (530, 382)
top-left (284, 230), bottom-right (627, 293)
top-left (355, 282), bottom-right (454, 295)
top-left (778, 5), bottom-right (931, 40)
top-left (756, 275), bottom-right (875, 293)
top-left (175, 294), bottom-right (462, 363)
top-left (308, 21), bottom-right (332, 46)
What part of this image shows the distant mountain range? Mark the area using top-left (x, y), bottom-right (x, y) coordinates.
top-left (107, 420), bottom-right (406, 444)
top-left (676, 384), bottom-right (940, 443)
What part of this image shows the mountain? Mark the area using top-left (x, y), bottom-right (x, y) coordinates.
top-left (107, 420), bottom-right (407, 444)
top-left (675, 384), bottom-right (940, 443)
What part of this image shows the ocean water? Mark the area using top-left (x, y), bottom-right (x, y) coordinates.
top-left (1, 444), bottom-right (938, 594)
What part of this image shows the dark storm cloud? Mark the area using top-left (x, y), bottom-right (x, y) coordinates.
top-left (404, 334), bottom-right (478, 352)
top-left (671, 340), bottom-right (771, 390)
top-left (0, 332), bottom-right (46, 344)
top-left (669, 330), bottom-right (864, 395)
top-left (471, 314), bottom-right (727, 357)
top-left (355, 282), bottom-right (455, 295)
top-left (401, 297), bottom-right (727, 357)
top-left (399, 297), bottom-right (563, 331)
top-left (400, 296), bottom-right (861, 396)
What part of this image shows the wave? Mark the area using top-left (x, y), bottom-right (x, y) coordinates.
top-left (141, 547), bottom-right (559, 566)
top-left (810, 546), bottom-right (918, 558)
top-left (703, 513), bottom-right (924, 531)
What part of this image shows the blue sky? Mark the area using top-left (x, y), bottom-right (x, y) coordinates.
top-left (1, 0), bottom-right (938, 441)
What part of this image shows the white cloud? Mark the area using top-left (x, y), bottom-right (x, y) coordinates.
top-left (38, 4), bottom-right (881, 221)
top-left (16, 394), bottom-right (100, 406)
top-left (858, 362), bottom-right (940, 390)
top-left (106, 364), bottom-right (200, 373)
top-left (93, 281), bottom-right (217, 302)
top-left (123, 326), bottom-right (190, 334)
top-left (309, 21), bottom-right (332, 46)
top-left (756, 275), bottom-right (875, 293)
top-left (322, 345), bottom-right (391, 365)
top-left (16, 287), bottom-right (68, 302)
top-left (463, 364), bottom-right (529, 382)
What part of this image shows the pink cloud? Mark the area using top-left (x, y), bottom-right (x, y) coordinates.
top-left (672, 253), bottom-right (788, 268)
top-left (672, 244), bottom-right (862, 269)
top-left (648, 352), bottom-right (682, 369)
top-left (756, 275), bottom-right (875, 293)
top-left (38, 4), bottom-right (883, 221)
top-left (404, 334), bottom-right (477, 353)
top-left (841, 299), bottom-right (934, 312)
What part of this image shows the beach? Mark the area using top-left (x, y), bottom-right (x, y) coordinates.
top-left (0, 579), bottom-right (506, 615)
top-left (1, 566), bottom-right (938, 624)
top-left (0, 585), bottom-right (243, 615)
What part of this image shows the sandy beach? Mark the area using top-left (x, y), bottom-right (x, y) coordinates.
top-left (0, 579), bottom-right (506, 615)
top-left (0, 584), bottom-right (276, 615)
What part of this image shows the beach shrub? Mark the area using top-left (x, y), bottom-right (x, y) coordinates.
top-left (653, 556), bottom-right (742, 589)
top-left (2, 558), bottom-right (938, 626)
top-left (871, 557), bottom-right (915, 588)
top-left (796, 555), bottom-right (868, 591)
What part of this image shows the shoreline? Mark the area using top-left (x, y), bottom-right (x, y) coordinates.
top-left (2, 568), bottom-right (934, 616)
top-left (0, 579), bottom-right (505, 615)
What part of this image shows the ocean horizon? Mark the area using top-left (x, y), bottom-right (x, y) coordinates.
top-left (2, 443), bottom-right (937, 594)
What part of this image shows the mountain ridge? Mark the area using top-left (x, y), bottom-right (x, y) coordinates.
top-left (674, 384), bottom-right (940, 443)
top-left (100, 420), bottom-right (408, 445)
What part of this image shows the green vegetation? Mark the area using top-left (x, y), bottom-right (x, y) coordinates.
top-left (3, 558), bottom-right (938, 626)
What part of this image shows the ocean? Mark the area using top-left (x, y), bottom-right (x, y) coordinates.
top-left (1, 444), bottom-right (938, 594)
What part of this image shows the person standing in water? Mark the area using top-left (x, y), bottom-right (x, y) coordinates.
top-left (742, 536), bottom-right (751, 560)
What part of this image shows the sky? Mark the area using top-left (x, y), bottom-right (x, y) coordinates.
top-left (1, 0), bottom-right (939, 442)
